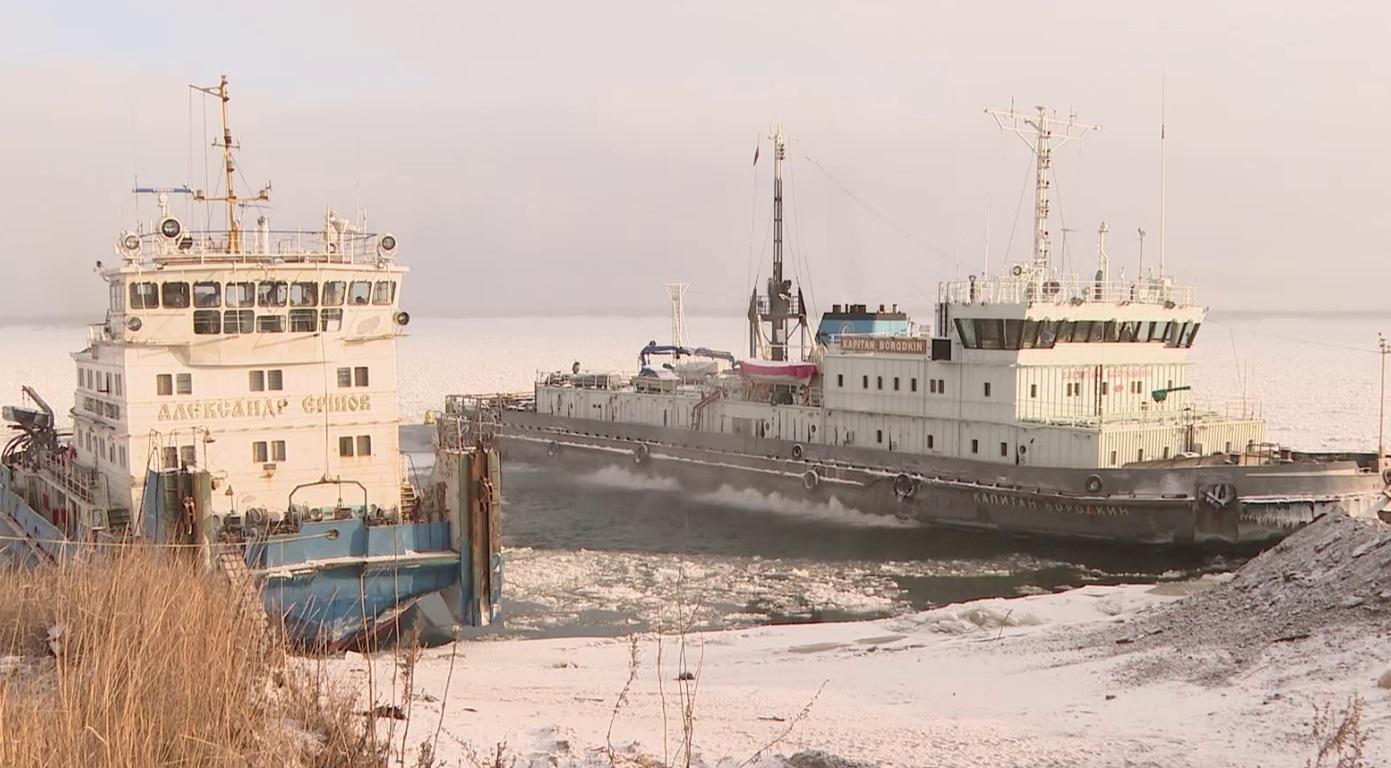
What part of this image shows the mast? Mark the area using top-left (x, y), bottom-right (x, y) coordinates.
top-left (1159, 74), bottom-right (1168, 276)
top-left (747, 126), bottom-right (806, 361)
top-left (192, 75), bottom-right (268, 253)
top-left (986, 105), bottom-right (1099, 279)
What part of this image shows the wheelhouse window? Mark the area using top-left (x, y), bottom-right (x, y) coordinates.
top-left (289, 309), bottom-right (318, 332)
top-left (954, 318), bottom-right (978, 348)
top-left (257, 315), bottom-right (285, 333)
top-left (156, 374), bottom-right (172, 396)
top-left (976, 319), bottom-right (1004, 350)
top-left (320, 308), bottom-right (343, 332)
top-left (175, 373), bottom-right (192, 395)
top-left (322, 281), bottom-right (347, 306)
top-left (337, 368), bottom-right (352, 387)
top-left (1178, 322), bottom-right (1201, 348)
top-left (226, 282), bottom-right (255, 308)
top-left (289, 282), bottom-right (318, 307)
top-left (250, 370), bottom-right (265, 391)
top-left (349, 281), bottom-right (372, 305)
top-left (162, 282), bottom-right (190, 308)
top-left (256, 281), bottom-right (287, 307)
top-left (353, 366), bottom-right (369, 387)
top-left (223, 310), bottom-right (254, 334)
top-left (193, 310), bottom-right (221, 335)
top-left (1019, 319), bottom-right (1039, 349)
top-left (193, 282), bottom-right (221, 308)
top-left (1003, 319), bottom-right (1024, 349)
top-left (338, 436), bottom-right (354, 457)
top-left (130, 282), bottom-right (159, 309)
top-left (253, 441), bottom-right (269, 463)
top-left (1056, 321), bottom-right (1076, 343)
top-left (356, 435), bottom-right (372, 456)
top-left (372, 281), bottom-right (396, 305)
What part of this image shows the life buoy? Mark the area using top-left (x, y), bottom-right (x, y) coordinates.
top-left (546, 440), bottom-right (559, 458)
top-left (791, 443), bottom-right (805, 460)
top-left (1084, 475), bottom-right (1103, 494)
top-left (1380, 466), bottom-right (1391, 486)
top-left (892, 473), bottom-right (916, 501)
top-left (632, 443), bottom-right (650, 465)
top-left (802, 469), bottom-right (820, 491)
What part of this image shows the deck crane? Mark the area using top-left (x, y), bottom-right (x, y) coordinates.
top-left (637, 341), bottom-right (737, 374)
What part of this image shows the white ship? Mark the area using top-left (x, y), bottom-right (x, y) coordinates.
top-left (0, 76), bottom-right (501, 647)
top-left (503, 110), bottom-right (1389, 546)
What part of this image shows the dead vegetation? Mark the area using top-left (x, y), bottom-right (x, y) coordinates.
top-left (0, 548), bottom-right (382, 768)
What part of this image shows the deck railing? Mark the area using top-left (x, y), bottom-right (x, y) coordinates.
top-left (124, 229), bottom-right (391, 266)
top-left (941, 276), bottom-right (1197, 308)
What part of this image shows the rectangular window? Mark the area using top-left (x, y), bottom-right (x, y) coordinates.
top-left (130, 282), bottom-right (160, 309)
top-left (929, 379), bottom-right (937, 394)
top-left (876, 429), bottom-right (883, 444)
top-left (971, 439), bottom-right (979, 454)
top-left (372, 281), bottom-right (396, 305)
top-left (356, 435), bottom-right (372, 456)
top-left (289, 309), bottom-right (318, 332)
top-left (893, 377), bottom-right (900, 391)
top-left (1138, 448), bottom-right (1146, 462)
top-left (225, 282), bottom-right (255, 308)
top-left (114, 374), bottom-right (122, 396)
top-left (983, 382), bottom-right (992, 397)
top-left (1036, 320), bottom-right (1059, 348)
top-left (876, 376), bottom-right (883, 390)
top-left (836, 374), bottom-right (843, 387)
top-left (267, 369), bottom-right (283, 391)
top-left (78, 368), bottom-right (84, 388)
top-left (1103, 320), bottom-right (1120, 343)
top-left (289, 282), bottom-right (319, 307)
top-left (161, 446), bottom-right (178, 470)
top-left (1109, 450), bottom-right (1118, 466)
top-left (938, 379), bottom-right (946, 394)
top-left (320, 308), bottom-right (343, 332)
top-left (249, 370), bottom-right (265, 391)
top-left (176, 373), bottom-right (192, 395)
top-left (862, 375), bottom-right (869, 389)
top-left (223, 310), bottom-right (255, 334)
top-left (257, 315), bottom-right (285, 333)
top-left (161, 282), bottom-right (190, 308)
top-left (1087, 321), bottom-right (1106, 343)
top-left (1000, 442), bottom-right (1009, 457)
top-left (179, 445), bottom-right (196, 467)
top-left (253, 441), bottom-right (269, 463)
top-left (337, 367), bottom-right (352, 388)
top-left (354, 367), bottom-right (369, 386)
top-left (322, 281), bottom-right (347, 306)
top-left (1020, 319), bottom-right (1040, 349)
top-left (119, 446), bottom-right (126, 467)
top-left (911, 378), bottom-right (917, 392)
top-left (193, 310), bottom-right (221, 334)
top-left (1030, 383), bottom-right (1038, 398)
top-left (1164, 447), bottom-right (1172, 459)
top-left (272, 440), bottom-right (286, 462)
top-left (954, 318), bottom-right (979, 348)
top-left (1180, 322), bottom-right (1201, 348)
top-left (156, 374), bottom-right (172, 396)
top-left (1101, 381), bottom-right (1110, 395)
top-left (976, 319), bottom-right (1004, 350)
top-left (1056, 321), bottom-right (1076, 344)
top-left (338, 436), bottom-right (354, 457)
top-left (256, 281), bottom-right (287, 307)
top-left (349, 281), bottom-right (372, 305)
top-left (1003, 319), bottom-right (1024, 349)
top-left (927, 434), bottom-right (935, 449)
top-left (193, 281), bottom-right (221, 308)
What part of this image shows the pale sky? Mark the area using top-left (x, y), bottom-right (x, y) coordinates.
top-left (1, 2), bottom-right (1387, 321)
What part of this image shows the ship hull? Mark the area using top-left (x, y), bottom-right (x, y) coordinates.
top-left (501, 413), bottom-right (1388, 547)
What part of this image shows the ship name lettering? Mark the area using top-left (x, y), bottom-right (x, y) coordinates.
top-left (302, 394), bottom-right (371, 414)
top-left (971, 491), bottom-right (1126, 517)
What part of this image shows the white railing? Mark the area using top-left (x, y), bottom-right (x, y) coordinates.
top-left (941, 276), bottom-right (1197, 308)
top-left (1022, 398), bottom-right (1262, 429)
top-left (124, 229), bottom-right (390, 266)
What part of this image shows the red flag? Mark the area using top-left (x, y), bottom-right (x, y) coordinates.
top-left (752, 145), bottom-right (760, 166)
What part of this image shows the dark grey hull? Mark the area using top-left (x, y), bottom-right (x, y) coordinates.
top-left (499, 412), bottom-right (1389, 547)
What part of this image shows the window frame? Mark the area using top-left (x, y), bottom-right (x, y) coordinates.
top-left (192, 281), bottom-right (222, 308)
top-left (161, 282), bottom-right (191, 309)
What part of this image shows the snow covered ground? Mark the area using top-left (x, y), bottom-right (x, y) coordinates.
top-left (330, 514), bottom-right (1391, 767)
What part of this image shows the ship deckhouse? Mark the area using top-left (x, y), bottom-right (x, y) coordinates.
top-left (68, 77), bottom-right (410, 535)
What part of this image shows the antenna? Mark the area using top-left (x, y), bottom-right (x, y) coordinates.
top-left (983, 195), bottom-right (990, 275)
top-left (747, 125), bottom-right (808, 361)
top-left (1159, 71), bottom-right (1167, 276)
top-left (190, 75), bottom-right (269, 253)
top-left (1094, 221), bottom-right (1109, 299)
top-left (1137, 227), bottom-right (1147, 276)
top-left (986, 105), bottom-right (1099, 278)
top-left (664, 282), bottom-right (689, 348)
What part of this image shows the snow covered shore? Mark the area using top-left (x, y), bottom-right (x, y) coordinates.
top-left (332, 514), bottom-right (1391, 767)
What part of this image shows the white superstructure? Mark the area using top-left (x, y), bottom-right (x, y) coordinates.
top-left (65, 76), bottom-right (410, 537)
top-left (534, 107), bottom-right (1265, 472)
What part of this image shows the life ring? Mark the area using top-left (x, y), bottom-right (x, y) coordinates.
top-left (791, 443), bottom-right (805, 460)
top-left (1084, 475), bottom-right (1103, 494)
top-left (632, 443), bottom-right (650, 465)
top-left (1380, 466), bottom-right (1391, 486)
top-left (802, 469), bottom-right (820, 491)
top-left (892, 473), bottom-right (916, 501)
top-left (546, 440), bottom-right (559, 458)
top-left (1010, 264), bottom-right (1024, 277)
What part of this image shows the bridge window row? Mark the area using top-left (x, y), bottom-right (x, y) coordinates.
top-left (130, 280), bottom-right (396, 310)
top-left (955, 318), bottom-right (1200, 350)
top-left (192, 308), bottom-right (344, 335)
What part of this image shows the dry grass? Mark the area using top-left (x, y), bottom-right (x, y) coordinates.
top-left (0, 548), bottom-right (381, 768)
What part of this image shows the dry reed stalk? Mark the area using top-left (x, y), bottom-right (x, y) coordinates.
top-left (0, 548), bottom-right (382, 768)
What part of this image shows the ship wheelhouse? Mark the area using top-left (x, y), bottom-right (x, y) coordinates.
top-left (67, 212), bottom-right (412, 539)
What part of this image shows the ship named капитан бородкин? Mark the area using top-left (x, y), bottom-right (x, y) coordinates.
top-left (500, 111), bottom-right (1391, 547)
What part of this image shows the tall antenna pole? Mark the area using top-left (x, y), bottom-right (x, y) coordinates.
top-left (664, 282), bottom-right (689, 348)
top-left (986, 105), bottom-right (1099, 279)
top-left (1379, 334), bottom-right (1387, 465)
top-left (1137, 227), bottom-right (1147, 276)
top-left (1159, 72), bottom-right (1167, 276)
top-left (192, 75), bottom-right (268, 253)
top-left (983, 195), bottom-right (990, 275)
